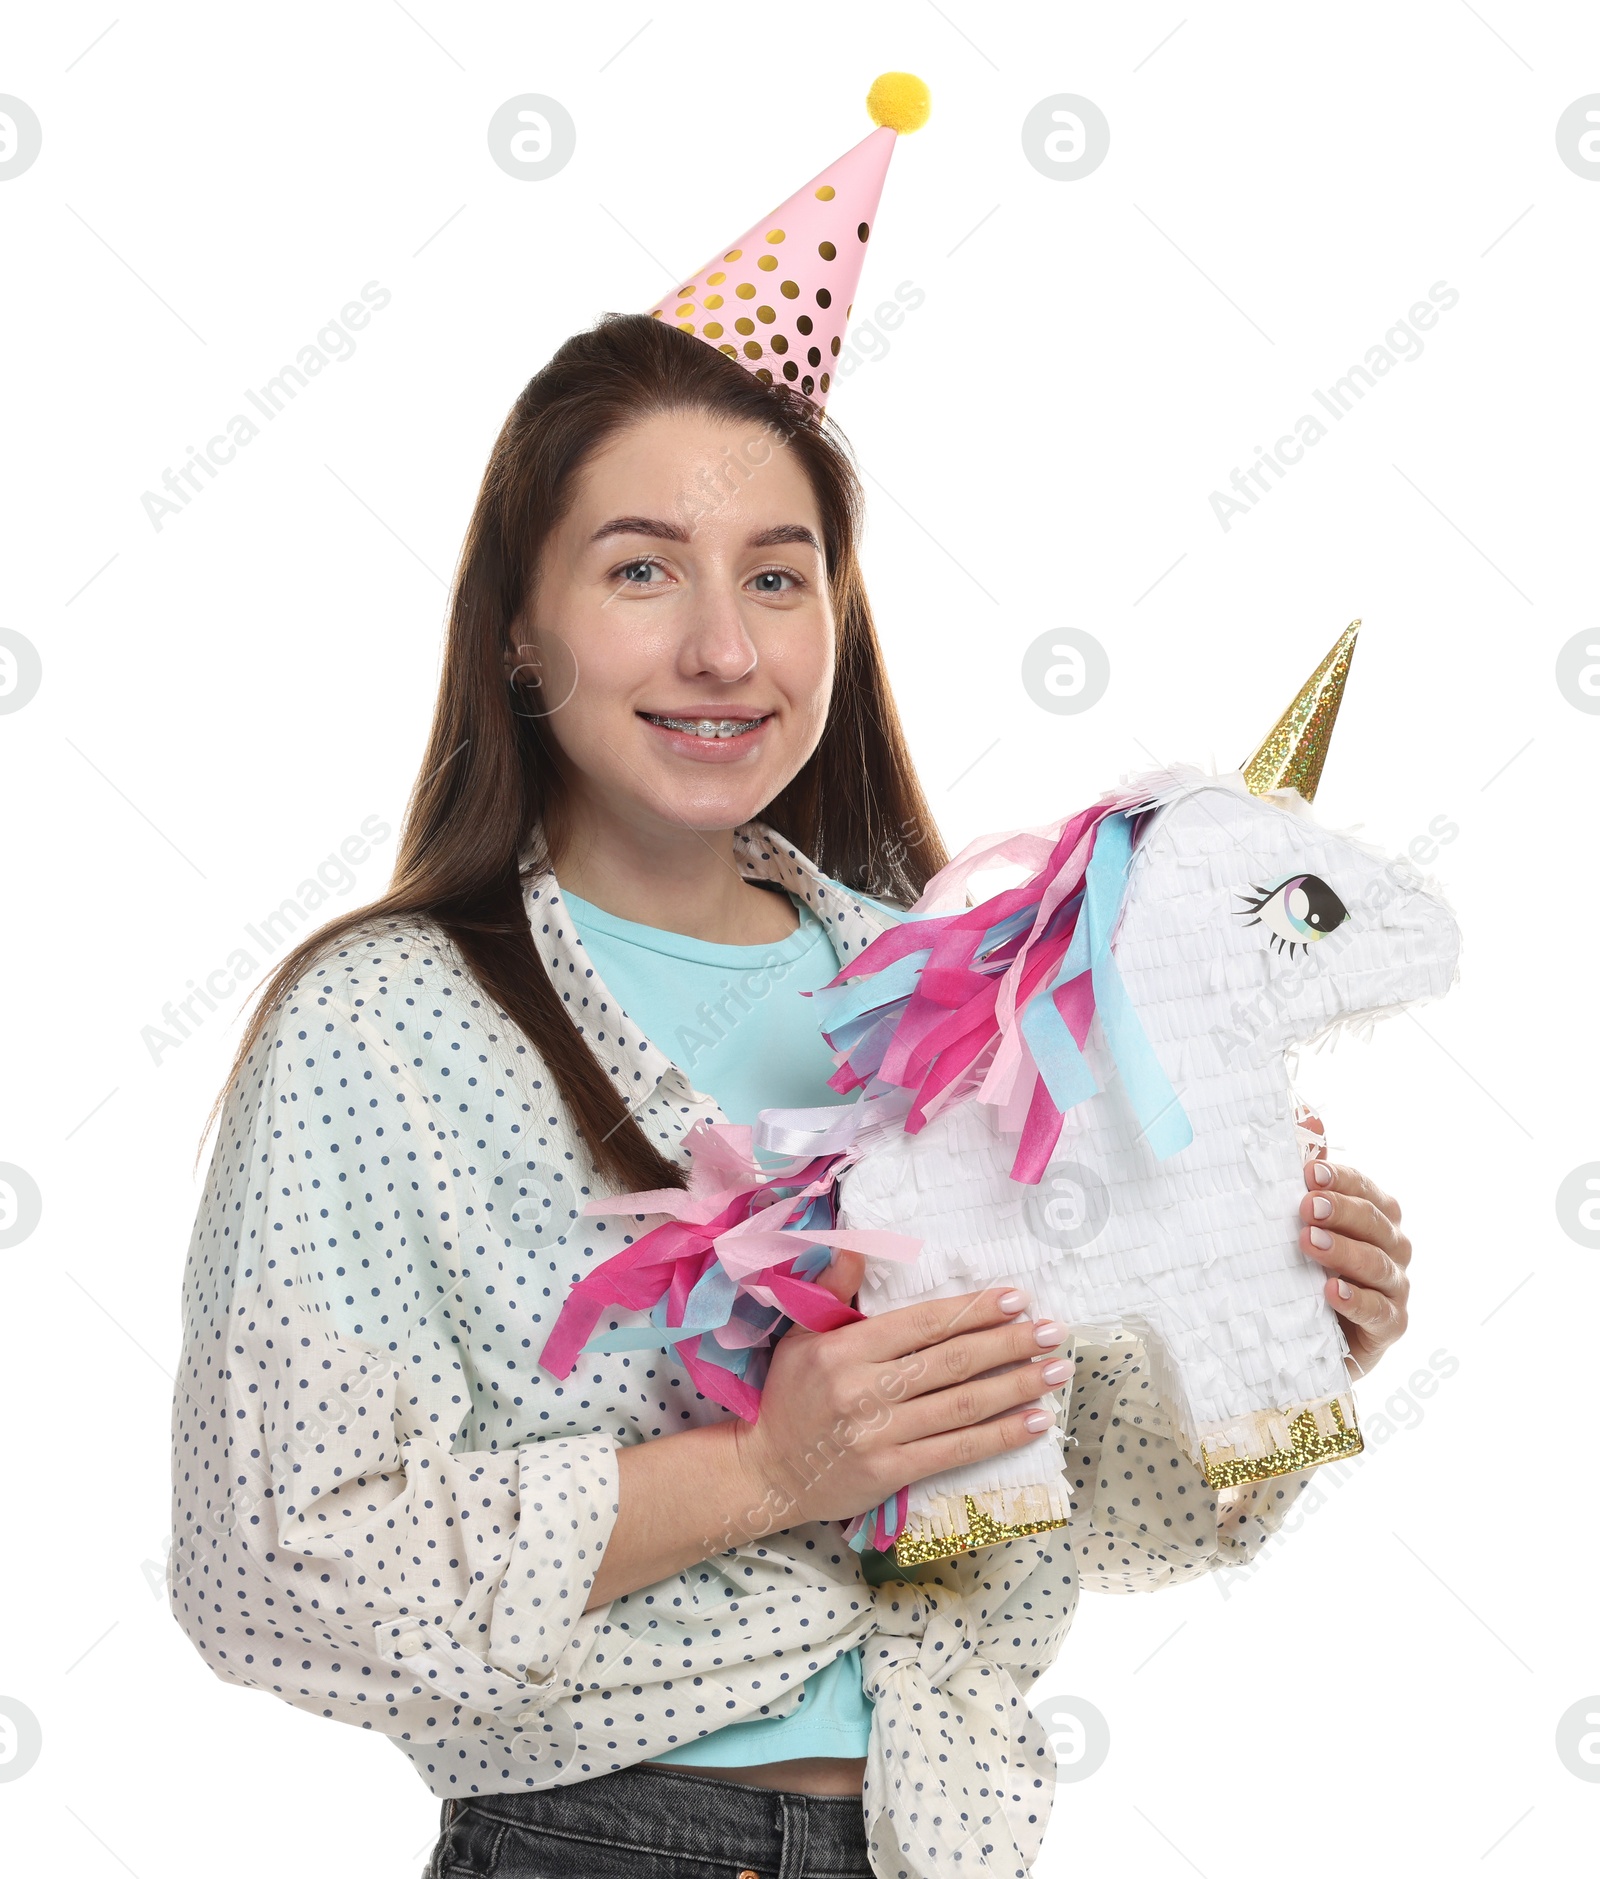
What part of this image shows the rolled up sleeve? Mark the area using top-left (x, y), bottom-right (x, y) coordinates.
top-left (166, 981), bottom-right (621, 1741)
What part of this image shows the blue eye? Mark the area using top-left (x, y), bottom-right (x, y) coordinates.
top-left (1237, 873), bottom-right (1349, 957)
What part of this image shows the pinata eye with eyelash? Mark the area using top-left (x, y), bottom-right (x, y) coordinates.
top-left (1236, 873), bottom-right (1351, 958)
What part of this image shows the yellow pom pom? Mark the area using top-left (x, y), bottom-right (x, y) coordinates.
top-left (866, 72), bottom-right (931, 134)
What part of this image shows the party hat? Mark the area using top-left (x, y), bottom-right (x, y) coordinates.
top-left (646, 72), bottom-right (930, 409)
top-left (1240, 620), bottom-right (1362, 804)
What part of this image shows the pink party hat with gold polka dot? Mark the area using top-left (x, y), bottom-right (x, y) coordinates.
top-left (646, 72), bottom-right (930, 409)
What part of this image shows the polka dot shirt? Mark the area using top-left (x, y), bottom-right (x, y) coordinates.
top-left (166, 818), bottom-right (1317, 1879)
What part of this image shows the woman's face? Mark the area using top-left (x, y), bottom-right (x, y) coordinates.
top-left (509, 406), bottom-right (836, 843)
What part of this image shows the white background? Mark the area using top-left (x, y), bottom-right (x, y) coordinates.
top-left (1, 3), bottom-right (1595, 1875)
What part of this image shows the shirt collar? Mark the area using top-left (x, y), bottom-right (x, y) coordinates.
top-left (519, 817), bottom-right (894, 1143)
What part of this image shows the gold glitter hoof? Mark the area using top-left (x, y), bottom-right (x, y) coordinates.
top-left (892, 1495), bottom-right (1070, 1568)
top-left (1199, 1394), bottom-right (1364, 1489)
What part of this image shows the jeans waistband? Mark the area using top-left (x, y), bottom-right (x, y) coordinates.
top-left (460, 1762), bottom-right (870, 1876)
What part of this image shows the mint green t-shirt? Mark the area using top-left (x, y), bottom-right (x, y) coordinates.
top-left (559, 878), bottom-right (904, 1767)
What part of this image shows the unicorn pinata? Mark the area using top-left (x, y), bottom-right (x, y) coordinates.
top-left (540, 620), bottom-right (1463, 1569)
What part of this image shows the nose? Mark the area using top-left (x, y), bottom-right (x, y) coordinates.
top-left (677, 577), bottom-right (761, 683)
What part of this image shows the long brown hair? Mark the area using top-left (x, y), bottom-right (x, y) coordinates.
top-left (202, 312), bottom-right (948, 1192)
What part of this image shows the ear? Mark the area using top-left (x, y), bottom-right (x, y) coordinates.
top-left (504, 618), bottom-right (540, 688)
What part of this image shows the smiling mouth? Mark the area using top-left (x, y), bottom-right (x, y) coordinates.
top-left (638, 711), bottom-right (774, 739)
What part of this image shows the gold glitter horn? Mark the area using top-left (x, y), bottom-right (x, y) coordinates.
top-left (1239, 619), bottom-right (1361, 805)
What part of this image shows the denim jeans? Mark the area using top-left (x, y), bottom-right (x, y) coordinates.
top-left (422, 1762), bottom-right (875, 1879)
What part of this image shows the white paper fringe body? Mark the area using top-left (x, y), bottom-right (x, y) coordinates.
top-left (833, 771), bottom-right (1462, 1566)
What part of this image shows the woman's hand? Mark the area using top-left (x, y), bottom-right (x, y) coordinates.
top-left (729, 1268), bottom-right (1073, 1535)
top-left (1298, 1111), bottom-right (1412, 1380)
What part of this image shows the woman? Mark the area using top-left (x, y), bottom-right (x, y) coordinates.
top-left (167, 313), bottom-right (1413, 1879)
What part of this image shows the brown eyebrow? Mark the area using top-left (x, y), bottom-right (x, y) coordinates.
top-left (750, 523), bottom-right (822, 551)
top-left (590, 516), bottom-right (688, 545)
top-left (590, 516), bottom-right (821, 552)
